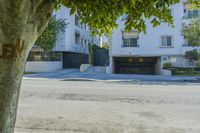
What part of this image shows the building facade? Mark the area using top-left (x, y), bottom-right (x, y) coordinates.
top-left (53, 7), bottom-right (100, 68)
top-left (108, 0), bottom-right (200, 75)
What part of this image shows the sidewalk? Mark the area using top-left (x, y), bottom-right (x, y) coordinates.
top-left (23, 69), bottom-right (200, 82)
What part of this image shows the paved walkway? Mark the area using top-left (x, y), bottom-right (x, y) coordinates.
top-left (24, 69), bottom-right (199, 82)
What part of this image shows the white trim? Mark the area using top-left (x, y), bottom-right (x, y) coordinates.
top-left (111, 54), bottom-right (182, 57)
top-left (159, 46), bottom-right (174, 48)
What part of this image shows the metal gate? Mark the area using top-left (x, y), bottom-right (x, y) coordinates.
top-left (94, 49), bottom-right (109, 66)
top-left (63, 52), bottom-right (88, 68)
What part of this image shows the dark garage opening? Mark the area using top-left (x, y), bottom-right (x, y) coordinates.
top-left (114, 57), bottom-right (158, 75)
top-left (63, 52), bottom-right (88, 68)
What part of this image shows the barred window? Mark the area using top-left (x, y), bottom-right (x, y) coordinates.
top-left (122, 31), bottom-right (139, 47)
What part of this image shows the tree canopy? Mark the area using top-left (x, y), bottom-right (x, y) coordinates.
top-left (35, 17), bottom-right (67, 51)
top-left (189, 0), bottom-right (200, 9)
top-left (183, 19), bottom-right (200, 46)
top-left (54, 0), bottom-right (180, 35)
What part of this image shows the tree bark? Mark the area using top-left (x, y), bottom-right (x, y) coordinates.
top-left (0, 0), bottom-right (55, 132)
top-left (0, 41), bottom-right (31, 133)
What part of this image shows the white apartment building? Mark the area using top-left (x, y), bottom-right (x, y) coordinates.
top-left (53, 7), bottom-right (100, 68)
top-left (108, 1), bottom-right (200, 75)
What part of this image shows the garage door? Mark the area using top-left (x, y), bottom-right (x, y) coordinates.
top-left (114, 57), bottom-right (157, 75)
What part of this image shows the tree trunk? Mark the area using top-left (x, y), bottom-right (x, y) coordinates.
top-left (0, 0), bottom-right (55, 133)
top-left (0, 40), bottom-right (31, 133)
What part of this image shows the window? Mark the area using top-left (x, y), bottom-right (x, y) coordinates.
top-left (81, 38), bottom-right (83, 45)
top-left (161, 36), bottom-right (172, 47)
top-left (183, 3), bottom-right (200, 19)
top-left (122, 31), bottom-right (139, 47)
top-left (121, 14), bottom-right (128, 21)
top-left (123, 38), bottom-right (138, 47)
top-left (75, 14), bottom-right (80, 27)
top-left (75, 33), bottom-right (80, 45)
top-left (184, 9), bottom-right (187, 14)
top-left (188, 10), bottom-right (200, 18)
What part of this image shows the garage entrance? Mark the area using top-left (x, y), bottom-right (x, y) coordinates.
top-left (114, 57), bottom-right (158, 75)
top-left (63, 52), bottom-right (88, 68)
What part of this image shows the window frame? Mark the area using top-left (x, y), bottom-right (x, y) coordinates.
top-left (122, 31), bottom-right (139, 47)
top-left (160, 35), bottom-right (173, 48)
top-left (75, 14), bottom-right (80, 27)
top-left (75, 33), bottom-right (81, 45)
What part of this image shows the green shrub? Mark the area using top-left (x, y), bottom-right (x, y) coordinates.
top-left (185, 50), bottom-right (199, 61)
top-left (163, 63), bottom-right (173, 69)
top-left (172, 67), bottom-right (200, 76)
top-left (196, 62), bottom-right (200, 69)
top-left (102, 42), bottom-right (109, 49)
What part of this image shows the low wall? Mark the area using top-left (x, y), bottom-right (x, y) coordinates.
top-left (25, 61), bottom-right (62, 72)
top-left (80, 64), bottom-right (106, 73)
top-left (161, 69), bottom-right (172, 76)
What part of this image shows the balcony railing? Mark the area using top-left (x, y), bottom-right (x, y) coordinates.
top-left (183, 61), bottom-right (198, 68)
top-left (182, 44), bottom-right (193, 47)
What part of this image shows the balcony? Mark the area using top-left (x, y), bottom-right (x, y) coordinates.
top-left (182, 44), bottom-right (200, 55)
top-left (183, 10), bottom-right (200, 20)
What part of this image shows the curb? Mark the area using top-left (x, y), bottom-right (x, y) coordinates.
top-left (61, 78), bottom-right (200, 83)
top-left (23, 77), bottom-right (200, 83)
top-left (23, 77), bottom-right (60, 81)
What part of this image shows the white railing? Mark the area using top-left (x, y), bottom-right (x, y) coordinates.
top-left (183, 61), bottom-right (198, 68)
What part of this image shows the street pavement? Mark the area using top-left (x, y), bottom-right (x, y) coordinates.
top-left (24, 69), bottom-right (200, 82)
top-left (15, 79), bottom-right (200, 133)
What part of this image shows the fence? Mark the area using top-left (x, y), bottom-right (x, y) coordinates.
top-left (27, 51), bottom-right (62, 61)
top-left (94, 49), bottom-right (109, 66)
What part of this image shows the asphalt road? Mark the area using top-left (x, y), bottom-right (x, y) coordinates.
top-left (15, 80), bottom-right (200, 133)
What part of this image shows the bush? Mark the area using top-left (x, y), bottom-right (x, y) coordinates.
top-left (102, 42), bottom-right (109, 49)
top-left (185, 50), bottom-right (199, 61)
top-left (172, 67), bottom-right (200, 76)
top-left (163, 63), bottom-right (173, 69)
top-left (196, 62), bottom-right (200, 69)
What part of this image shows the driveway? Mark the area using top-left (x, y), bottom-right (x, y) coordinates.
top-left (15, 80), bottom-right (200, 133)
top-left (24, 69), bottom-right (199, 82)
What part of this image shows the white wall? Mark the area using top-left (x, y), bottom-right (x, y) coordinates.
top-left (108, 1), bottom-right (200, 75)
top-left (111, 2), bottom-right (186, 57)
top-left (25, 61), bottom-right (63, 72)
top-left (54, 7), bottom-right (100, 54)
top-left (161, 69), bottom-right (172, 76)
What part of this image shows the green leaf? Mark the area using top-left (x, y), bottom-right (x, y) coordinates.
top-left (35, 17), bottom-right (68, 51)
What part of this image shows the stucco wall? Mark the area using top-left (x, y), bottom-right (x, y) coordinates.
top-left (161, 69), bottom-right (172, 76)
top-left (25, 61), bottom-right (63, 72)
top-left (111, 2), bottom-right (185, 57)
top-left (54, 7), bottom-right (100, 54)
